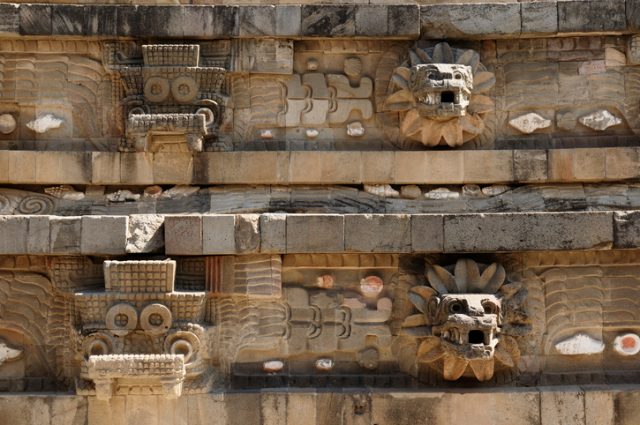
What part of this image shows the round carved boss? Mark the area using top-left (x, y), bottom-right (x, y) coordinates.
top-left (164, 331), bottom-right (200, 364)
top-left (82, 332), bottom-right (115, 358)
top-left (105, 303), bottom-right (138, 336)
top-left (144, 77), bottom-right (171, 103)
top-left (140, 303), bottom-right (172, 336)
top-left (171, 76), bottom-right (199, 104)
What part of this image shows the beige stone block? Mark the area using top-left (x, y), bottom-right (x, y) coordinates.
top-left (223, 152), bottom-right (289, 184)
top-left (125, 395), bottom-right (160, 425)
top-left (585, 390), bottom-right (614, 425)
top-left (91, 152), bottom-right (121, 184)
top-left (153, 152), bottom-right (194, 184)
top-left (260, 213), bottom-right (286, 253)
top-left (286, 214), bottom-right (344, 253)
top-left (613, 389), bottom-right (640, 425)
top-left (225, 392), bottom-right (261, 425)
top-left (261, 393), bottom-right (287, 425)
top-left (35, 151), bottom-right (90, 184)
top-left (203, 214), bottom-right (236, 254)
top-left (411, 214), bottom-right (444, 252)
top-left (194, 152), bottom-right (225, 184)
top-left (27, 215), bottom-right (50, 254)
top-left (463, 150), bottom-right (514, 183)
top-left (289, 152), bottom-right (360, 184)
top-left (548, 149), bottom-right (575, 182)
top-left (165, 215), bottom-right (202, 255)
top-left (443, 212), bottom-right (613, 252)
top-left (8, 151), bottom-right (36, 183)
top-left (514, 150), bottom-right (548, 182)
top-left (605, 147), bottom-right (640, 180)
top-left (447, 390), bottom-right (540, 425)
top-left (540, 387), bottom-right (585, 425)
top-left (573, 149), bottom-right (606, 181)
top-left (395, 151), bottom-right (426, 183)
top-left (81, 215), bottom-right (128, 255)
top-left (0, 151), bottom-right (9, 182)
top-left (187, 393), bottom-right (227, 425)
top-left (235, 214), bottom-right (260, 253)
top-left (361, 152), bottom-right (394, 184)
top-left (0, 396), bottom-right (52, 425)
top-left (50, 217), bottom-right (81, 254)
top-left (121, 152), bottom-right (154, 185)
top-left (424, 151), bottom-right (464, 184)
top-left (371, 392), bottom-right (446, 425)
top-left (50, 396), bottom-right (89, 425)
top-left (158, 397), bottom-right (188, 425)
top-left (0, 216), bottom-right (28, 254)
top-left (287, 393), bottom-right (316, 425)
top-left (345, 214), bottom-right (411, 252)
top-left (126, 214), bottom-right (165, 254)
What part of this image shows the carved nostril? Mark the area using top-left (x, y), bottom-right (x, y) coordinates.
top-left (469, 330), bottom-right (484, 344)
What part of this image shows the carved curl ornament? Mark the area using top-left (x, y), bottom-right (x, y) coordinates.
top-left (396, 259), bottom-right (525, 382)
top-left (383, 43), bottom-right (495, 147)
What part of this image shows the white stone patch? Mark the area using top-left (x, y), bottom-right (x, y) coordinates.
top-left (0, 114), bottom-right (17, 134)
top-left (579, 110), bottom-right (622, 131)
top-left (106, 190), bottom-right (140, 202)
top-left (555, 333), bottom-right (604, 355)
top-left (347, 121), bottom-right (365, 137)
top-left (0, 339), bottom-right (22, 365)
top-left (482, 185), bottom-right (511, 197)
top-left (26, 114), bottom-right (64, 133)
top-left (425, 187), bottom-right (460, 200)
top-left (160, 185), bottom-right (200, 199)
top-left (509, 113), bottom-right (551, 134)
top-left (613, 333), bottom-right (640, 356)
top-left (315, 358), bottom-right (334, 371)
top-left (44, 185), bottom-right (85, 200)
top-left (364, 184), bottom-right (399, 198)
top-left (305, 129), bottom-right (319, 139)
top-left (263, 360), bottom-right (284, 373)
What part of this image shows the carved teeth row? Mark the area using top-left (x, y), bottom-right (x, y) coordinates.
top-left (443, 328), bottom-right (462, 345)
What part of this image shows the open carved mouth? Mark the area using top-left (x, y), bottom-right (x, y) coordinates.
top-left (443, 328), bottom-right (491, 346)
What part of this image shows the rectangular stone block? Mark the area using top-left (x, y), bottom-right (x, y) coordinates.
top-left (275, 6), bottom-right (301, 36)
top-left (0, 4), bottom-right (19, 35)
top-left (8, 151), bottom-right (36, 183)
top-left (84, 5), bottom-right (117, 36)
top-left (361, 152), bottom-right (394, 184)
top-left (558, 0), bottom-right (625, 33)
top-left (395, 152), bottom-right (427, 183)
top-left (421, 3), bottom-right (521, 39)
top-left (239, 6), bottom-right (276, 36)
top-left (0, 151), bottom-right (9, 182)
top-left (81, 216), bottom-right (128, 255)
top-left (286, 214), bottom-right (344, 253)
top-left (235, 214), bottom-right (260, 254)
top-left (388, 5), bottom-right (419, 37)
top-left (514, 150), bottom-right (548, 182)
top-left (572, 149), bottom-right (606, 181)
top-left (463, 150), bottom-right (514, 183)
top-left (52, 5), bottom-right (85, 35)
top-left (605, 147), bottom-right (640, 180)
top-left (91, 152), bottom-right (120, 185)
top-left (614, 211), bottom-right (640, 248)
top-left (345, 214), bottom-right (411, 252)
top-left (153, 153), bottom-right (193, 185)
top-left (20, 4), bottom-right (51, 35)
top-left (223, 152), bottom-right (288, 184)
top-left (540, 387), bottom-right (585, 425)
top-left (27, 216), bottom-right (50, 254)
top-left (411, 215), bottom-right (444, 252)
top-left (182, 6), bottom-right (215, 38)
top-left (121, 153), bottom-right (153, 185)
top-left (301, 5), bottom-right (356, 37)
top-left (260, 213), bottom-right (286, 253)
top-left (50, 217), bottom-right (81, 254)
top-left (210, 6), bottom-right (239, 37)
top-left (444, 212), bottom-right (613, 252)
top-left (203, 214), bottom-right (236, 254)
top-left (424, 151), bottom-right (464, 184)
top-left (35, 152), bottom-right (91, 184)
top-left (165, 215), bottom-right (202, 255)
top-left (0, 216), bottom-right (28, 254)
top-left (355, 5), bottom-right (388, 36)
top-left (522, 1), bottom-right (558, 35)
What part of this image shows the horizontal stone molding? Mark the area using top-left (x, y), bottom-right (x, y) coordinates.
top-left (1, 2), bottom-right (639, 39)
top-left (0, 211), bottom-right (633, 255)
top-left (0, 385), bottom-right (639, 425)
top-left (0, 148), bottom-right (639, 186)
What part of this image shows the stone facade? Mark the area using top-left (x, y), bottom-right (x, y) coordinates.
top-left (2, 1), bottom-right (640, 424)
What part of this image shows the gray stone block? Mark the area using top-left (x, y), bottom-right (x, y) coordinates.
top-left (165, 215), bottom-right (202, 255)
top-left (420, 4), bottom-right (521, 38)
top-left (52, 5), bottom-right (84, 35)
top-left (301, 5), bottom-right (355, 37)
top-left (235, 214), bottom-right (260, 253)
top-left (558, 0), bottom-right (625, 33)
top-left (276, 6), bottom-right (301, 36)
top-left (629, 0), bottom-right (640, 30)
top-left (239, 6), bottom-right (276, 36)
top-left (614, 211), bottom-right (640, 248)
top-left (0, 4), bottom-right (19, 35)
top-left (203, 214), bottom-right (236, 254)
top-left (521, 1), bottom-right (557, 34)
top-left (27, 216), bottom-right (50, 254)
top-left (0, 216), bottom-right (28, 254)
top-left (444, 212), bottom-right (613, 252)
top-left (286, 214), bottom-right (344, 253)
top-left (345, 214), bottom-right (411, 252)
top-left (356, 5), bottom-right (388, 37)
top-left (211, 6), bottom-right (239, 37)
top-left (20, 4), bottom-right (52, 35)
top-left (50, 217), bottom-right (81, 254)
top-left (260, 213), bottom-right (286, 253)
top-left (411, 215), bottom-right (444, 252)
top-left (182, 6), bottom-right (215, 38)
top-left (388, 5), bottom-right (419, 37)
top-left (85, 5), bottom-right (117, 36)
top-left (81, 216), bottom-right (127, 255)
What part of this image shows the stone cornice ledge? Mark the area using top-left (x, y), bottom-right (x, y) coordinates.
top-left (1, 148), bottom-right (639, 186)
top-left (2, 211), bottom-right (639, 255)
top-left (0, 1), bottom-right (639, 39)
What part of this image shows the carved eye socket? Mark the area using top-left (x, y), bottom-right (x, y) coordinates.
top-left (454, 73), bottom-right (462, 80)
top-left (482, 300), bottom-right (499, 314)
top-left (428, 73), bottom-right (437, 80)
top-left (449, 301), bottom-right (464, 314)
